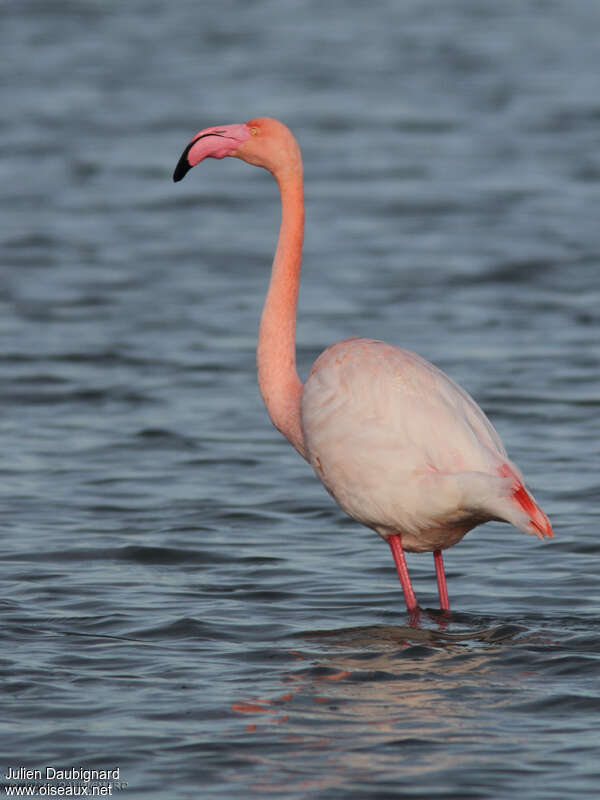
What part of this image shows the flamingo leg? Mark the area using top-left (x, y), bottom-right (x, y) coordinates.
top-left (434, 549), bottom-right (450, 611)
top-left (388, 535), bottom-right (418, 612)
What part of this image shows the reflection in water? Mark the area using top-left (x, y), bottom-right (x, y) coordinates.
top-left (228, 621), bottom-right (551, 794)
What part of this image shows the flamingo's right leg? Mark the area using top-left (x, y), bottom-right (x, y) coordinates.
top-left (434, 549), bottom-right (450, 612)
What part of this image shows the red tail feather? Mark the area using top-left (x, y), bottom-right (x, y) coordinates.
top-left (499, 464), bottom-right (553, 539)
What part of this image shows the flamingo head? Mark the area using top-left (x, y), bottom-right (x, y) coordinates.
top-left (173, 117), bottom-right (301, 182)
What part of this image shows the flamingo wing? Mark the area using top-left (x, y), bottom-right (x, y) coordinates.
top-left (301, 338), bottom-right (550, 551)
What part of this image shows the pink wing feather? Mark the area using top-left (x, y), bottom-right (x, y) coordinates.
top-left (301, 337), bottom-right (552, 552)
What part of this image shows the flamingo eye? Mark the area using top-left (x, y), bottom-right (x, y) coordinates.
top-left (250, 127), bottom-right (258, 136)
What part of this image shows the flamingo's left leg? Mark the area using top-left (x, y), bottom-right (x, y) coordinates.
top-left (388, 534), bottom-right (418, 612)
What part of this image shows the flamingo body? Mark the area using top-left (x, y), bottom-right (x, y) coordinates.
top-left (302, 336), bottom-right (546, 552)
top-left (173, 116), bottom-right (553, 614)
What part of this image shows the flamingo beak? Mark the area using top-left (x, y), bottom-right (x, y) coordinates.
top-left (173, 123), bottom-right (252, 182)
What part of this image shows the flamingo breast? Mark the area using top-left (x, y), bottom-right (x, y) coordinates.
top-left (300, 338), bottom-right (519, 551)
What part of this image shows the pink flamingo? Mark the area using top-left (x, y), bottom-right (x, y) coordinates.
top-left (173, 117), bottom-right (553, 615)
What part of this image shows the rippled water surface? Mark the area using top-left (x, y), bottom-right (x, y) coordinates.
top-left (2, 1), bottom-right (600, 797)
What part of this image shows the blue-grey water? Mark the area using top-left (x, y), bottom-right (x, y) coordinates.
top-left (2, 0), bottom-right (600, 797)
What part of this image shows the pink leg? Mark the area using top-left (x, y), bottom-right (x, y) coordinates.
top-left (434, 549), bottom-right (450, 611)
top-left (388, 535), bottom-right (418, 612)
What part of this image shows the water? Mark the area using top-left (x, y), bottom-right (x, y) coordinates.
top-left (2, 0), bottom-right (600, 797)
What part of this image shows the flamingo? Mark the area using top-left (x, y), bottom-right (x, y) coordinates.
top-left (173, 117), bottom-right (553, 615)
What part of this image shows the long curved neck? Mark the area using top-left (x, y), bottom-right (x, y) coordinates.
top-left (257, 163), bottom-right (306, 459)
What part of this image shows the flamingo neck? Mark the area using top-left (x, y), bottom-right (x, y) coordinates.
top-left (257, 165), bottom-right (306, 459)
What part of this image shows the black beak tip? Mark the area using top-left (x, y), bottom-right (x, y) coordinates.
top-left (173, 154), bottom-right (191, 183)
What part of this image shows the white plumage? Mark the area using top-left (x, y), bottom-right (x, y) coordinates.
top-left (302, 338), bottom-right (546, 552)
